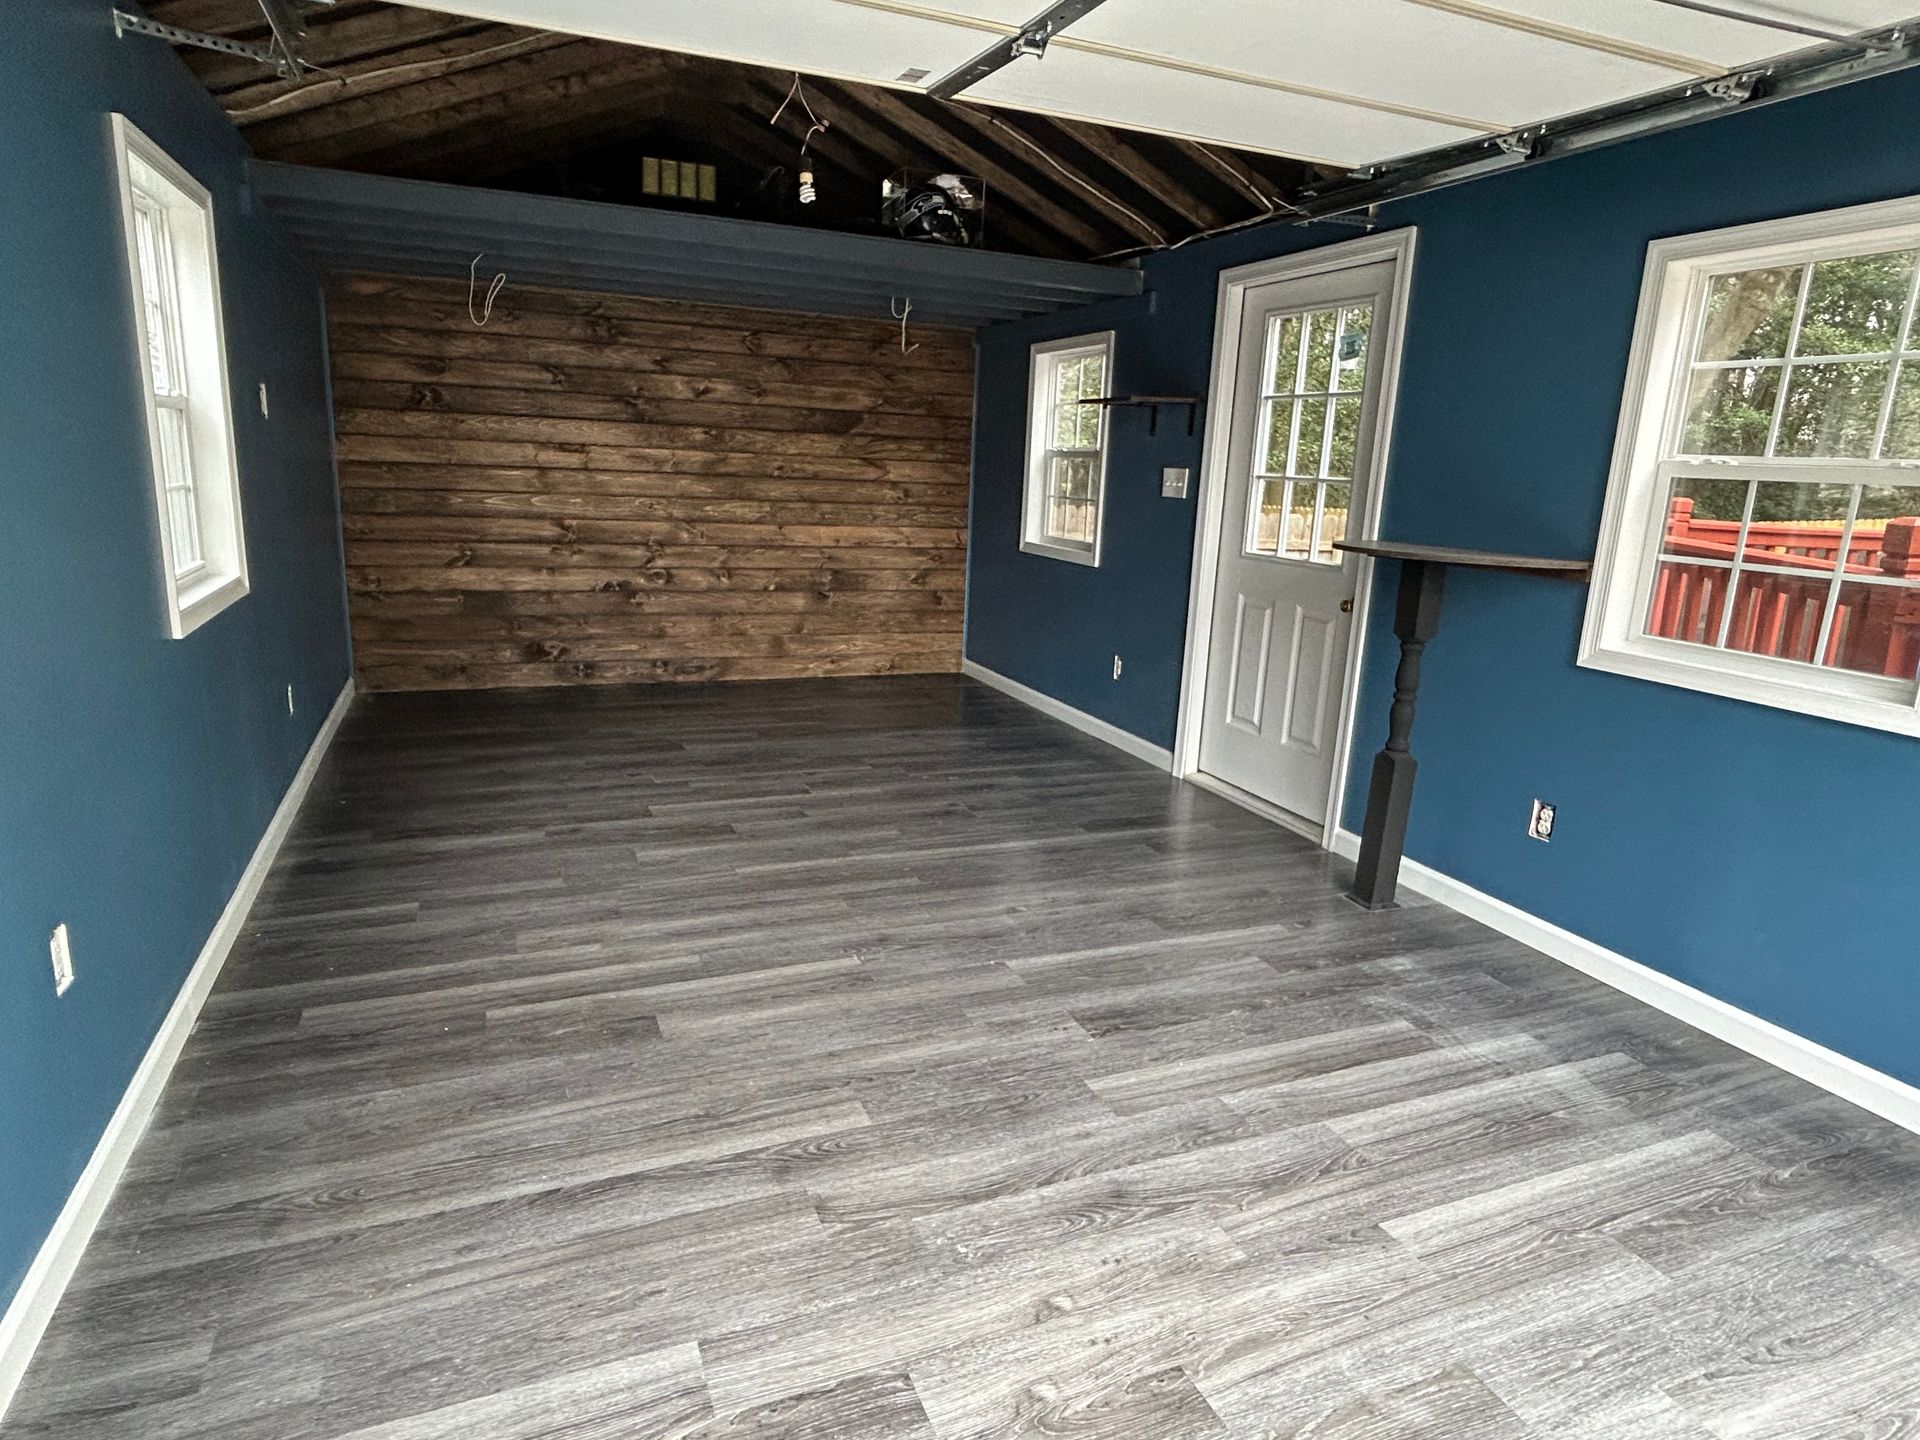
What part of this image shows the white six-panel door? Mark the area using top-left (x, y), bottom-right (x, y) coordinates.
top-left (1197, 258), bottom-right (1400, 824)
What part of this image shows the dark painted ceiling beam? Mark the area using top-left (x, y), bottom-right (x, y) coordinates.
top-left (249, 161), bottom-right (1143, 326)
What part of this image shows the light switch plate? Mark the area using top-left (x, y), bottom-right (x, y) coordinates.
top-left (1161, 467), bottom-right (1191, 499)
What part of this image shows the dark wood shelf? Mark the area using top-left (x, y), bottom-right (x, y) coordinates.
top-left (1336, 538), bottom-right (1592, 913)
top-left (1334, 539), bottom-right (1591, 581)
top-left (1087, 394), bottom-right (1202, 435)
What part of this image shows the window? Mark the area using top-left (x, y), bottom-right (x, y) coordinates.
top-left (1584, 196), bottom-right (1920, 735)
top-left (1021, 332), bottom-right (1113, 566)
top-left (1246, 300), bottom-right (1371, 564)
top-left (112, 115), bottom-right (248, 638)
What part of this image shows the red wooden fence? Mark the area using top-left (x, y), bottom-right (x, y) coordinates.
top-left (1651, 497), bottom-right (1920, 678)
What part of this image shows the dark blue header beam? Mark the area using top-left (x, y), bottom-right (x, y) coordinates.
top-left (248, 162), bottom-right (1141, 328)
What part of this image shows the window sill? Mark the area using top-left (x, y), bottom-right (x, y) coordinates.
top-left (1578, 638), bottom-right (1920, 737)
top-left (1020, 537), bottom-right (1101, 568)
top-left (170, 570), bottom-right (249, 639)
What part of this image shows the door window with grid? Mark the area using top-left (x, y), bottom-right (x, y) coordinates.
top-left (113, 115), bottom-right (250, 638)
top-left (1021, 332), bottom-right (1112, 566)
top-left (1245, 302), bottom-right (1371, 564)
top-left (1584, 199), bottom-right (1920, 735)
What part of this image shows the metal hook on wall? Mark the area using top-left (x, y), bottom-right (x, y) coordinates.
top-left (468, 252), bottom-right (506, 326)
top-left (891, 296), bottom-right (920, 355)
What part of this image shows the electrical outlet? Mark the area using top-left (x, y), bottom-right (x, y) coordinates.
top-left (286, 684), bottom-right (295, 715)
top-left (1528, 799), bottom-right (1556, 843)
top-left (50, 923), bottom-right (74, 997)
top-left (258, 382), bottom-right (270, 418)
top-left (1112, 655), bottom-right (1123, 681)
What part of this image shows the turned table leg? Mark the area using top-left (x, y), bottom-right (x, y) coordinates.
top-left (1350, 558), bottom-right (1446, 910)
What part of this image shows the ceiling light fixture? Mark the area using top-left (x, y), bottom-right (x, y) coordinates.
top-left (769, 74), bottom-right (830, 205)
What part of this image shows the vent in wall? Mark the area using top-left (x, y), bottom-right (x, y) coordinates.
top-left (641, 158), bottom-right (717, 203)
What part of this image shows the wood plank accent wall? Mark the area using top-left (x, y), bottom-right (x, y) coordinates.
top-left (326, 274), bottom-right (974, 692)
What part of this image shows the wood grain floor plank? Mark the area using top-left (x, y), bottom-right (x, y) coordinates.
top-left (9, 676), bottom-right (1920, 1440)
top-left (694, 1371), bottom-right (938, 1440)
top-left (330, 1345), bottom-right (712, 1439)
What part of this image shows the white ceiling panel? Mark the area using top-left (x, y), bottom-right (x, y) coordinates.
top-left (398, 0), bottom-right (997, 89)
top-left (964, 46), bottom-right (1485, 166)
top-left (1762, 0), bottom-right (1920, 27)
top-left (1049, 0), bottom-right (1696, 130)
top-left (1425, 0), bottom-right (1920, 71)
top-left (394, 0), bottom-right (1917, 169)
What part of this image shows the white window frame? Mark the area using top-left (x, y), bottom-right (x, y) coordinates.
top-left (1242, 299), bottom-right (1372, 567)
top-left (111, 114), bottom-right (249, 639)
top-left (1020, 331), bottom-right (1114, 567)
top-left (1582, 193), bottom-right (1920, 737)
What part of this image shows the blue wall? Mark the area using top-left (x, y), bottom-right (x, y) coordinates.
top-left (0, 1), bottom-right (352, 1312)
top-left (966, 66), bottom-right (1920, 1087)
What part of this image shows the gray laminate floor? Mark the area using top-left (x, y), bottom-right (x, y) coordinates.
top-left (9, 675), bottom-right (1920, 1439)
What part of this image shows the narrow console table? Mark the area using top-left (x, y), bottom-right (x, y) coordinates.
top-left (1332, 540), bottom-right (1592, 910)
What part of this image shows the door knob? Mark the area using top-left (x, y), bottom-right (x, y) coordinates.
top-left (1340, 597), bottom-right (1355, 614)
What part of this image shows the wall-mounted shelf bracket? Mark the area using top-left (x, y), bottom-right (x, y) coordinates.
top-left (1089, 394), bottom-right (1201, 436)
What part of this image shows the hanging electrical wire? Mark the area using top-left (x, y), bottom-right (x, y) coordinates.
top-left (981, 114), bottom-right (1165, 248)
top-left (770, 73), bottom-right (830, 205)
top-left (226, 34), bottom-right (555, 119)
top-left (1191, 142), bottom-right (1302, 216)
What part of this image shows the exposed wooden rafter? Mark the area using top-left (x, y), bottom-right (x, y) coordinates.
top-left (142, 0), bottom-right (1317, 260)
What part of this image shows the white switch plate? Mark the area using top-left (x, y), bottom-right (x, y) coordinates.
top-left (1112, 655), bottom-right (1123, 680)
top-left (51, 923), bottom-right (74, 996)
top-left (287, 684), bottom-right (295, 715)
top-left (259, 382), bottom-right (270, 418)
top-left (1161, 467), bottom-right (1191, 499)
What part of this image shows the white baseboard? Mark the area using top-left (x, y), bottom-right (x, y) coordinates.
top-left (0, 679), bottom-right (355, 1421)
top-left (962, 659), bottom-right (1174, 771)
top-left (1329, 828), bottom-right (1920, 1136)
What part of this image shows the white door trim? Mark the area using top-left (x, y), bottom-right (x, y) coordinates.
top-left (1172, 226), bottom-right (1419, 844)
